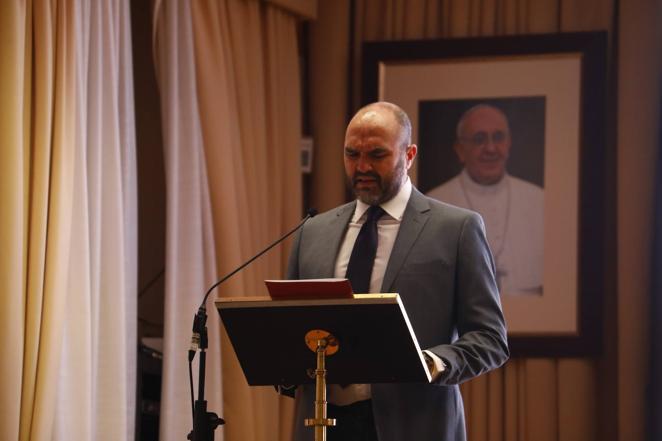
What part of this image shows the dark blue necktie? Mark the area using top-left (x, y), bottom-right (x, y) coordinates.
top-left (345, 205), bottom-right (386, 294)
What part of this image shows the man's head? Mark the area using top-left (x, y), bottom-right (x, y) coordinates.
top-left (344, 102), bottom-right (417, 205)
top-left (454, 104), bottom-right (511, 185)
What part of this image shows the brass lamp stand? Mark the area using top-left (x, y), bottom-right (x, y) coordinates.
top-left (304, 330), bottom-right (338, 441)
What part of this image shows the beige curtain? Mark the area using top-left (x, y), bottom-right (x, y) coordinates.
top-left (153, 1), bottom-right (221, 440)
top-left (0, 1), bottom-right (137, 440)
top-left (155, 0), bottom-right (302, 440)
top-left (53, 1), bottom-right (138, 439)
top-left (309, 1), bottom-right (617, 440)
top-left (0, 2), bottom-right (76, 439)
top-left (190, 2), bottom-right (302, 440)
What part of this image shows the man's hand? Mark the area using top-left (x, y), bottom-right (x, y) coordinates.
top-left (423, 350), bottom-right (446, 382)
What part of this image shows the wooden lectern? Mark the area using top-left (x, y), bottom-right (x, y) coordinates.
top-left (215, 291), bottom-right (430, 441)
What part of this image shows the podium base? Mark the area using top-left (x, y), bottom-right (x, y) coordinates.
top-left (305, 334), bottom-right (338, 441)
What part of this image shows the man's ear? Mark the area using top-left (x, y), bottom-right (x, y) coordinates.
top-left (405, 144), bottom-right (417, 169)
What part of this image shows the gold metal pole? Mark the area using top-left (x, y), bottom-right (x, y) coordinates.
top-left (304, 337), bottom-right (336, 441)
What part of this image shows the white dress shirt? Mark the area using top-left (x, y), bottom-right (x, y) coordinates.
top-left (334, 178), bottom-right (413, 294)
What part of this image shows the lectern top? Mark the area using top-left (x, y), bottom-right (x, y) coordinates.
top-left (215, 293), bottom-right (431, 386)
top-left (217, 293), bottom-right (399, 308)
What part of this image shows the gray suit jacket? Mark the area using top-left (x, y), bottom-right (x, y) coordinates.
top-left (286, 188), bottom-right (509, 441)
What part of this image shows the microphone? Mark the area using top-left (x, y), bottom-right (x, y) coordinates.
top-left (186, 208), bottom-right (318, 441)
top-left (188, 207), bottom-right (318, 356)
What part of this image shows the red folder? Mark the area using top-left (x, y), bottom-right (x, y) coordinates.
top-left (265, 278), bottom-right (353, 300)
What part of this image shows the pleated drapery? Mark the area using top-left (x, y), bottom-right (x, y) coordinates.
top-left (0, 1), bottom-right (137, 440)
top-left (153, 2), bottom-right (221, 441)
top-left (189, 3), bottom-right (302, 439)
top-left (53, 1), bottom-right (138, 440)
top-left (0, 2), bottom-right (77, 439)
top-left (155, 0), bottom-right (302, 440)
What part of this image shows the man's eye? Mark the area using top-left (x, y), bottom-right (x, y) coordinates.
top-left (345, 150), bottom-right (359, 158)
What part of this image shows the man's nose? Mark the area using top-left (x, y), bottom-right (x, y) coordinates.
top-left (356, 155), bottom-right (373, 172)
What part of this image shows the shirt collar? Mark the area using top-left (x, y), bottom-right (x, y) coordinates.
top-left (352, 176), bottom-right (412, 222)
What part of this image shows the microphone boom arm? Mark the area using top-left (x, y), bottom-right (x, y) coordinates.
top-left (187, 208), bottom-right (317, 441)
top-left (198, 209), bottom-right (317, 310)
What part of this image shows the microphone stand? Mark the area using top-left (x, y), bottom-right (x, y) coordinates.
top-left (187, 307), bottom-right (223, 441)
top-left (187, 209), bottom-right (317, 441)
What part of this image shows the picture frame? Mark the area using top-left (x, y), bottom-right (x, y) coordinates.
top-left (362, 32), bottom-right (608, 357)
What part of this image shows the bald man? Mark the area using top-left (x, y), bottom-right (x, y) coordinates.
top-left (427, 104), bottom-right (544, 295)
top-left (285, 102), bottom-right (508, 441)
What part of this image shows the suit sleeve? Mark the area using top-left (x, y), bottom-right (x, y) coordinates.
top-left (430, 212), bottom-right (509, 385)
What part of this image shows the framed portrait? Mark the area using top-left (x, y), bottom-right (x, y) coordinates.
top-left (362, 32), bottom-right (608, 356)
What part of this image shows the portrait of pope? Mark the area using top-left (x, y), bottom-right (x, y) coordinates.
top-left (419, 98), bottom-right (545, 296)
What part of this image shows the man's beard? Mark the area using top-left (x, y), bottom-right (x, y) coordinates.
top-left (349, 156), bottom-right (406, 206)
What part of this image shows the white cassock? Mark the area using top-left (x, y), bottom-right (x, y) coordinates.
top-left (427, 169), bottom-right (544, 296)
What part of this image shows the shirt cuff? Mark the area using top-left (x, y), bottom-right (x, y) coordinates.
top-left (422, 350), bottom-right (446, 382)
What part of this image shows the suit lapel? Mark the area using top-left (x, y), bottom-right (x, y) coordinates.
top-left (315, 202), bottom-right (355, 278)
top-left (381, 189), bottom-right (430, 292)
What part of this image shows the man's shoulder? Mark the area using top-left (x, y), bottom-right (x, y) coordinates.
top-left (426, 175), bottom-right (462, 201)
top-left (407, 190), bottom-right (487, 240)
top-left (425, 175), bottom-right (471, 209)
top-left (304, 201), bottom-right (355, 228)
top-left (413, 188), bottom-right (480, 224)
top-left (413, 178), bottom-right (476, 217)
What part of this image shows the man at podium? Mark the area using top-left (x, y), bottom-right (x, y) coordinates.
top-left (285, 102), bottom-right (509, 441)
